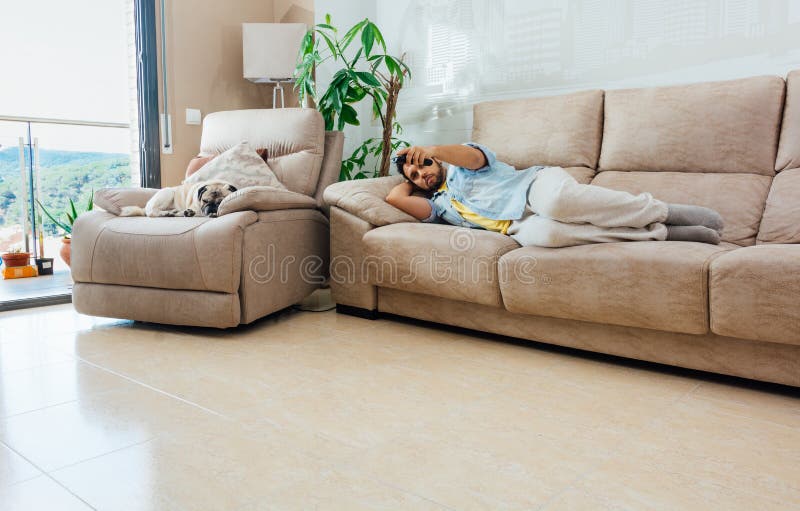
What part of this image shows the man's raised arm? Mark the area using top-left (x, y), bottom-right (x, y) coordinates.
top-left (386, 181), bottom-right (434, 221)
top-left (398, 144), bottom-right (488, 170)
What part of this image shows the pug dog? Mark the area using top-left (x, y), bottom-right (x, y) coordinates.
top-left (120, 179), bottom-right (238, 218)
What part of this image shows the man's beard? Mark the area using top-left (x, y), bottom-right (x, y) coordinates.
top-left (423, 167), bottom-right (445, 192)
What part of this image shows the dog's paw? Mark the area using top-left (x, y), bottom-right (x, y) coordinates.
top-left (183, 209), bottom-right (195, 217)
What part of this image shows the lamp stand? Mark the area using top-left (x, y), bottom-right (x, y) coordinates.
top-left (272, 81), bottom-right (290, 109)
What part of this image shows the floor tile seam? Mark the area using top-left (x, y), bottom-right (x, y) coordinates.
top-left (682, 395), bottom-right (800, 430)
top-left (330, 434), bottom-right (599, 511)
top-left (232, 416), bottom-right (366, 463)
top-left (47, 436), bottom-right (158, 475)
top-left (575, 442), bottom-right (800, 508)
top-left (1, 324), bottom-right (90, 338)
top-left (396, 345), bottom-right (568, 377)
top-left (652, 465), bottom-right (799, 506)
top-left (1, 398), bottom-right (79, 420)
top-left (0, 438), bottom-right (44, 487)
top-left (274, 416), bottom-right (371, 454)
top-left (536, 482), bottom-right (638, 511)
top-left (73, 357), bottom-right (231, 419)
top-left (534, 435), bottom-right (635, 511)
top-left (693, 407), bottom-right (800, 431)
top-left (40, 471), bottom-right (99, 510)
top-left (656, 381), bottom-right (800, 431)
top-left (0, 354), bottom-right (80, 377)
top-left (0, 439), bottom-right (99, 509)
top-left (693, 392), bottom-right (800, 413)
top-left (333, 464), bottom-right (462, 511)
top-left (611, 434), bottom-right (800, 492)
top-left (561, 382), bottom-right (706, 473)
top-left (690, 379), bottom-right (800, 403)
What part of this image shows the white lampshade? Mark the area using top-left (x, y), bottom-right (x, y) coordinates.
top-left (243, 23), bottom-right (307, 83)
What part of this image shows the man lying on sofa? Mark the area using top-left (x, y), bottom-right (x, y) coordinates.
top-left (386, 143), bottom-right (723, 247)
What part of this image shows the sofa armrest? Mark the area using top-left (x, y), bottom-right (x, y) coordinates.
top-left (323, 175), bottom-right (419, 226)
top-left (217, 186), bottom-right (317, 216)
top-left (94, 187), bottom-right (159, 215)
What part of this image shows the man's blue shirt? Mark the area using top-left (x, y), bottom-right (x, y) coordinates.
top-left (424, 143), bottom-right (544, 224)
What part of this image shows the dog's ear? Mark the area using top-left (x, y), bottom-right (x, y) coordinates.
top-left (197, 185), bottom-right (208, 200)
top-left (227, 184), bottom-right (237, 193)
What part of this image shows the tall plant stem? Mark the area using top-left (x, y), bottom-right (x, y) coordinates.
top-left (379, 75), bottom-right (401, 177)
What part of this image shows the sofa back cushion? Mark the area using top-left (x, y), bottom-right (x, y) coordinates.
top-left (592, 171), bottom-right (772, 246)
top-left (776, 70), bottom-right (800, 172)
top-left (200, 108), bottom-right (324, 196)
top-left (599, 75), bottom-right (785, 176)
top-left (757, 168), bottom-right (800, 244)
top-left (472, 89), bottom-right (604, 171)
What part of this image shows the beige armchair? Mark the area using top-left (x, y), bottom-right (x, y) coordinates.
top-left (71, 108), bottom-right (344, 328)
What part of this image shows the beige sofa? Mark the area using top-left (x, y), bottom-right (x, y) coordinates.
top-left (72, 109), bottom-right (343, 328)
top-left (324, 70), bottom-right (800, 387)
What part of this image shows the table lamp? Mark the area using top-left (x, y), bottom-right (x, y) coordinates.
top-left (243, 23), bottom-right (308, 108)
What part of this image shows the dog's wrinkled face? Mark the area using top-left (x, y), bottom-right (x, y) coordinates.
top-left (197, 182), bottom-right (237, 216)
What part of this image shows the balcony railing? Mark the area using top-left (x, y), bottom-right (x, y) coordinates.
top-left (0, 115), bottom-right (135, 272)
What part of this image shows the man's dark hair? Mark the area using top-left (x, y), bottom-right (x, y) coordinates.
top-left (395, 159), bottom-right (409, 180)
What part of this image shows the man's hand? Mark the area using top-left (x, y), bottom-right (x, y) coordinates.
top-left (397, 145), bottom-right (436, 167)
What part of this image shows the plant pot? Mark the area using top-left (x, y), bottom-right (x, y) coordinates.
top-left (35, 257), bottom-right (54, 275)
top-left (60, 238), bottom-right (71, 267)
top-left (1, 252), bottom-right (31, 267)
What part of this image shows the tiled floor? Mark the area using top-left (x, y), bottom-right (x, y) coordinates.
top-left (0, 304), bottom-right (798, 510)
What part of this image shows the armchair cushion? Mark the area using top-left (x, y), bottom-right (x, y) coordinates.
top-left (323, 175), bottom-right (419, 226)
top-left (94, 187), bottom-right (159, 215)
top-left (71, 210), bottom-right (258, 293)
top-left (217, 186), bottom-right (317, 216)
top-left (185, 141), bottom-right (286, 190)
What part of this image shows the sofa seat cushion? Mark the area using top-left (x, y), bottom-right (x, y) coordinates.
top-left (592, 171), bottom-right (772, 246)
top-left (71, 210), bottom-right (258, 293)
top-left (362, 223), bottom-right (520, 307)
top-left (710, 245), bottom-right (800, 345)
top-left (499, 241), bottom-right (732, 334)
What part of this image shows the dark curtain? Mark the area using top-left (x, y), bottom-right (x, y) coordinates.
top-left (134, 0), bottom-right (161, 188)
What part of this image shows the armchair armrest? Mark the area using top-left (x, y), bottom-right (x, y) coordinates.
top-left (323, 175), bottom-right (419, 226)
top-left (217, 186), bottom-right (317, 215)
top-left (94, 187), bottom-right (159, 215)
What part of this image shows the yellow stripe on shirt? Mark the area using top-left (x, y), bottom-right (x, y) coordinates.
top-left (439, 182), bottom-right (512, 234)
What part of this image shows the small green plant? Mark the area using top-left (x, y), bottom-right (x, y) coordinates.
top-left (340, 122), bottom-right (409, 180)
top-left (36, 191), bottom-right (93, 237)
top-left (295, 14), bottom-right (412, 179)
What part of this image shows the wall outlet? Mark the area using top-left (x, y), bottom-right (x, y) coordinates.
top-left (186, 108), bottom-right (201, 125)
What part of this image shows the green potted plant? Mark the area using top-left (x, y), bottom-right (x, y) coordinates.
top-left (36, 192), bottom-right (93, 267)
top-left (294, 14), bottom-right (412, 179)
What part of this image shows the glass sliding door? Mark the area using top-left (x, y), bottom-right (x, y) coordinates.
top-left (0, 0), bottom-right (139, 308)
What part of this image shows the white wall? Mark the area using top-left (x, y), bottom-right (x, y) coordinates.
top-left (320, 0), bottom-right (800, 167)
